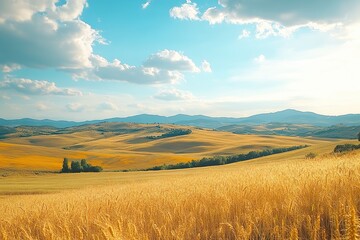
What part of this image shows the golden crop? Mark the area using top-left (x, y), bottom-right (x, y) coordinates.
top-left (1, 151), bottom-right (359, 239)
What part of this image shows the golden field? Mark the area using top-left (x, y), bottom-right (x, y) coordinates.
top-left (0, 123), bottom-right (335, 171)
top-left (1, 146), bottom-right (360, 239)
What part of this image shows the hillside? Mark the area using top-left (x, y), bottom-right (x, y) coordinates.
top-left (218, 123), bottom-right (360, 139)
top-left (0, 122), bottom-right (334, 171)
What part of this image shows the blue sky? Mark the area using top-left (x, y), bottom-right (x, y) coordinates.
top-left (0, 0), bottom-right (360, 120)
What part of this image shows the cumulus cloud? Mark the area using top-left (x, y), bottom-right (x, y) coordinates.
top-left (169, 0), bottom-right (200, 20)
top-left (201, 60), bottom-right (212, 73)
top-left (202, 0), bottom-right (360, 26)
top-left (0, 78), bottom-right (82, 96)
top-left (144, 49), bottom-right (200, 72)
top-left (0, 0), bottom-right (103, 70)
top-left (74, 55), bottom-right (184, 84)
top-left (50, 0), bottom-right (88, 21)
top-left (202, 7), bottom-right (226, 25)
top-left (171, 0), bottom-right (360, 37)
top-left (0, 0), bottom-right (54, 23)
top-left (76, 50), bottom-right (201, 85)
top-left (154, 88), bottom-right (194, 101)
top-left (0, 1), bottom-right (208, 86)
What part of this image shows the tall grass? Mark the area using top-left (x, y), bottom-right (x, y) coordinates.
top-left (1, 152), bottom-right (360, 239)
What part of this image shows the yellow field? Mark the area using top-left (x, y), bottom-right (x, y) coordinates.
top-left (0, 146), bottom-right (359, 239)
top-left (0, 123), bottom-right (335, 171)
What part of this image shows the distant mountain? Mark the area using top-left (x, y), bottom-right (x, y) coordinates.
top-left (218, 123), bottom-right (360, 139)
top-left (0, 118), bottom-right (79, 128)
top-left (239, 109), bottom-right (360, 126)
top-left (0, 109), bottom-right (359, 128)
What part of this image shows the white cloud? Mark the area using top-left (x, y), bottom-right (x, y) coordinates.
top-left (0, 0), bottom-right (103, 71)
top-left (201, 60), bottom-right (212, 73)
top-left (66, 103), bottom-right (84, 112)
top-left (238, 29), bottom-right (250, 39)
top-left (144, 49), bottom-right (200, 72)
top-left (0, 78), bottom-right (82, 96)
top-left (171, 0), bottom-right (360, 38)
top-left (78, 49), bottom-right (201, 85)
top-left (170, 0), bottom-right (200, 20)
top-left (201, 7), bottom-right (225, 25)
top-left (0, 0), bottom-right (54, 23)
top-left (0, 1), bottom-right (207, 86)
top-left (154, 88), bottom-right (194, 101)
top-left (203, 0), bottom-right (360, 27)
top-left (98, 101), bottom-right (118, 111)
top-left (76, 56), bottom-right (184, 85)
top-left (254, 54), bottom-right (266, 64)
top-left (142, 1), bottom-right (151, 9)
top-left (0, 64), bottom-right (20, 73)
top-left (50, 0), bottom-right (87, 21)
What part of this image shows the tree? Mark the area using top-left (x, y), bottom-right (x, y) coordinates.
top-left (60, 159), bottom-right (103, 173)
top-left (61, 158), bottom-right (70, 173)
top-left (358, 132), bottom-right (360, 141)
top-left (71, 161), bottom-right (82, 173)
top-left (80, 159), bottom-right (89, 171)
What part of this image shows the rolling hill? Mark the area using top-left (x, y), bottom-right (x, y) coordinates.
top-left (218, 123), bottom-right (360, 139)
top-left (0, 122), bottom-right (335, 171)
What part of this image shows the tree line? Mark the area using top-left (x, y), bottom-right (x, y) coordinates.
top-left (147, 129), bottom-right (192, 140)
top-left (333, 131), bottom-right (360, 153)
top-left (144, 145), bottom-right (308, 171)
top-left (61, 158), bottom-right (103, 173)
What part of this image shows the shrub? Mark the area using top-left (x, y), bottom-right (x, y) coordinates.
top-left (305, 152), bottom-right (317, 159)
top-left (334, 144), bottom-right (360, 153)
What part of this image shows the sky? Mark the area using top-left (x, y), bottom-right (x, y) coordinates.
top-left (0, 0), bottom-right (360, 121)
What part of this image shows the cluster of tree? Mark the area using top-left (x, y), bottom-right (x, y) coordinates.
top-left (147, 129), bottom-right (192, 140)
top-left (146, 145), bottom-right (308, 171)
top-left (334, 144), bottom-right (360, 153)
top-left (61, 158), bottom-right (103, 173)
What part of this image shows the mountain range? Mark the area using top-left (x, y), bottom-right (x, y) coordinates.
top-left (1, 109), bottom-right (359, 128)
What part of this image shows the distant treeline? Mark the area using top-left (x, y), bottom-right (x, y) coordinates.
top-left (61, 158), bottom-right (103, 173)
top-left (144, 145), bottom-right (308, 171)
top-left (334, 144), bottom-right (360, 153)
top-left (147, 129), bottom-right (192, 140)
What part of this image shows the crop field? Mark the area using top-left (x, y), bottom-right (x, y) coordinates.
top-left (1, 145), bottom-right (360, 239)
top-left (0, 123), bottom-right (336, 171)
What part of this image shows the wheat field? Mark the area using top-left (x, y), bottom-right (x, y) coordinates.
top-left (1, 150), bottom-right (360, 239)
top-left (0, 124), bottom-right (333, 171)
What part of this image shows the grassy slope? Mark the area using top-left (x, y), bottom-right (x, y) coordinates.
top-left (0, 123), bottom-right (335, 171)
top-left (0, 139), bottom-right (355, 195)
